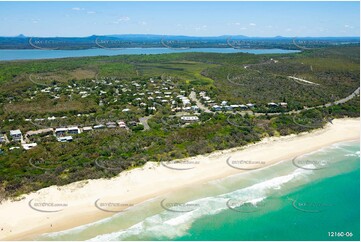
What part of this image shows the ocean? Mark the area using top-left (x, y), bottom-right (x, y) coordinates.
top-left (38, 140), bottom-right (360, 241)
top-left (0, 48), bottom-right (299, 61)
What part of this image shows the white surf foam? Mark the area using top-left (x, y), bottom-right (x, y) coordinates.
top-left (86, 167), bottom-right (312, 241)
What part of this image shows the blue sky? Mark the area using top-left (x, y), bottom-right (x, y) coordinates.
top-left (0, 1), bottom-right (359, 37)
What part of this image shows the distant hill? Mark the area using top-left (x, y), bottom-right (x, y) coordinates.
top-left (0, 34), bottom-right (359, 50)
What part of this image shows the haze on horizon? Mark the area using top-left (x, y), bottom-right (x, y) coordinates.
top-left (0, 1), bottom-right (359, 38)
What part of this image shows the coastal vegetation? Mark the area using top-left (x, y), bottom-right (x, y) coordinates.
top-left (0, 45), bottom-right (359, 200)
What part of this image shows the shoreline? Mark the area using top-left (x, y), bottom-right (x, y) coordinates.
top-left (0, 118), bottom-right (359, 241)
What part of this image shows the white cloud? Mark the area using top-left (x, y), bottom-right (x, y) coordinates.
top-left (249, 23), bottom-right (256, 26)
top-left (87, 11), bottom-right (96, 14)
top-left (113, 16), bottom-right (130, 24)
top-left (240, 27), bottom-right (247, 30)
top-left (139, 21), bottom-right (147, 26)
top-left (71, 7), bottom-right (84, 11)
top-left (344, 25), bottom-right (354, 29)
top-left (194, 25), bottom-right (207, 31)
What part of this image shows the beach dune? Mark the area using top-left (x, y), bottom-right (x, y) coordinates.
top-left (0, 118), bottom-right (359, 240)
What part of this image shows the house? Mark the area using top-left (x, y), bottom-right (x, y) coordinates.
top-left (82, 127), bottom-right (93, 132)
top-left (22, 143), bottom-right (37, 150)
top-left (181, 116), bottom-right (199, 123)
top-left (57, 136), bottom-right (73, 142)
top-left (55, 128), bottom-right (67, 137)
top-left (246, 103), bottom-right (255, 108)
top-left (0, 134), bottom-right (6, 143)
top-left (221, 101), bottom-right (228, 106)
top-left (93, 124), bottom-right (106, 129)
top-left (224, 106), bottom-right (233, 111)
top-left (67, 126), bottom-right (80, 134)
top-left (191, 106), bottom-right (199, 111)
top-left (239, 104), bottom-right (248, 110)
top-left (279, 102), bottom-right (288, 107)
top-left (212, 105), bottom-right (222, 111)
top-left (181, 98), bottom-right (191, 106)
top-left (10, 129), bottom-right (22, 142)
top-left (268, 102), bottom-right (278, 107)
top-left (106, 122), bottom-right (117, 128)
top-left (117, 121), bottom-right (127, 128)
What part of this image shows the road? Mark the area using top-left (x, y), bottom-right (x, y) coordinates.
top-left (139, 116), bottom-right (152, 130)
top-left (189, 91), bottom-right (212, 113)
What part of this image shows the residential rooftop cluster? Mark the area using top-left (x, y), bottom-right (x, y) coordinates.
top-left (197, 91), bottom-right (287, 111)
top-left (0, 120), bottom-right (130, 151)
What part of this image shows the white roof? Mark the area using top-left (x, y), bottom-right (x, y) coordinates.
top-left (10, 130), bottom-right (22, 135)
top-left (57, 136), bottom-right (73, 142)
top-left (55, 128), bottom-right (67, 132)
top-left (93, 124), bottom-right (105, 129)
top-left (181, 116), bottom-right (199, 121)
top-left (22, 143), bottom-right (37, 150)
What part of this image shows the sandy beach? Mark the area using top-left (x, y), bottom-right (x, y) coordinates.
top-left (0, 118), bottom-right (359, 241)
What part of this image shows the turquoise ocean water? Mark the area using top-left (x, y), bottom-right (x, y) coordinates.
top-left (38, 141), bottom-right (360, 241)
